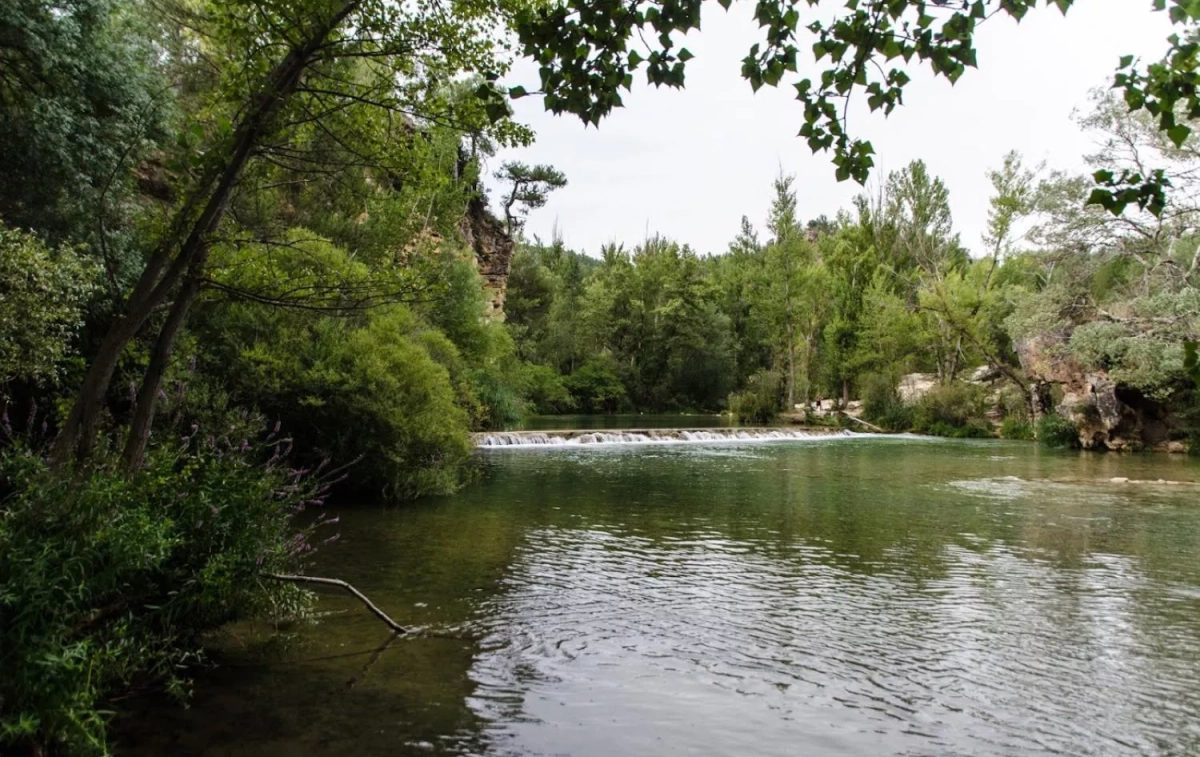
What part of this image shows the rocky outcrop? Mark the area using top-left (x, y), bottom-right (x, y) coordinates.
top-left (459, 195), bottom-right (513, 321)
top-left (898, 373), bottom-right (937, 403)
top-left (1014, 333), bottom-right (1178, 451)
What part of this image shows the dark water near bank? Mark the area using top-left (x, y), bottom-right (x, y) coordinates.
top-left (119, 439), bottom-right (1200, 756)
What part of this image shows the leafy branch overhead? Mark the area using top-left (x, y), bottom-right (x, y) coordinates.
top-left (512, 0), bottom-right (1200, 212)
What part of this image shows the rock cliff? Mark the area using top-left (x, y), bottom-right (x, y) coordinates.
top-left (1015, 333), bottom-right (1179, 451)
top-left (459, 194), bottom-right (513, 321)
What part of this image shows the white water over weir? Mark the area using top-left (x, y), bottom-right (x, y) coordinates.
top-left (473, 427), bottom-right (863, 448)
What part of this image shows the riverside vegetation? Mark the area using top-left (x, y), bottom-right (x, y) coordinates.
top-left (2, 0), bottom-right (1200, 754)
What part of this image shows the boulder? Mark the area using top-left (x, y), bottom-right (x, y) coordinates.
top-left (898, 373), bottom-right (937, 403)
top-left (968, 364), bottom-right (1002, 383)
top-left (1016, 334), bottom-right (1171, 451)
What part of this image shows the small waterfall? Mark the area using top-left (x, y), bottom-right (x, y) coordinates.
top-left (473, 427), bottom-right (862, 448)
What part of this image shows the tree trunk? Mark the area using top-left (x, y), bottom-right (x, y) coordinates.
top-left (1030, 381), bottom-right (1047, 436)
top-left (121, 270), bottom-right (205, 468)
top-left (947, 334), bottom-right (962, 382)
top-left (51, 0), bottom-right (362, 466)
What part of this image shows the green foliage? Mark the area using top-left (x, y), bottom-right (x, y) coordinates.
top-left (496, 161), bottom-right (568, 233)
top-left (1000, 417), bottom-right (1034, 441)
top-left (564, 358), bottom-right (628, 414)
top-left (521, 364), bottom-right (576, 414)
top-left (197, 302), bottom-right (473, 500)
top-left (859, 373), bottom-right (909, 432)
top-left (728, 370), bottom-right (781, 424)
top-left (0, 0), bottom-right (170, 272)
top-left (514, 0), bottom-right (1074, 185)
top-left (1038, 414), bottom-right (1081, 449)
top-left (0, 427), bottom-right (323, 756)
top-left (0, 224), bottom-right (99, 388)
top-left (911, 383), bottom-right (992, 438)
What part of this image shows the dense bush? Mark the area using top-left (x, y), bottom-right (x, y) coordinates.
top-left (195, 303), bottom-right (473, 500)
top-left (565, 358), bottom-right (628, 413)
top-left (0, 425), bottom-right (326, 756)
top-left (999, 417), bottom-right (1034, 440)
top-left (860, 373), bottom-right (913, 432)
top-left (521, 364), bottom-right (576, 414)
top-left (1038, 414), bottom-right (1081, 449)
top-left (728, 369), bottom-right (781, 424)
top-left (0, 224), bottom-right (99, 387)
top-left (911, 382), bottom-right (992, 437)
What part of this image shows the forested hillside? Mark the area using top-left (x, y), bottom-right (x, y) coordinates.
top-left (506, 92), bottom-right (1200, 449)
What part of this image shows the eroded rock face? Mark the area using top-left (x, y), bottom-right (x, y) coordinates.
top-left (1015, 333), bottom-right (1173, 451)
top-left (459, 195), bottom-right (513, 321)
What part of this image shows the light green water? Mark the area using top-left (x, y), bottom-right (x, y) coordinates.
top-left (119, 437), bottom-right (1200, 756)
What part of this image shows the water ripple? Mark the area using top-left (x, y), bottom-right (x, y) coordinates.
top-left (465, 526), bottom-right (1200, 757)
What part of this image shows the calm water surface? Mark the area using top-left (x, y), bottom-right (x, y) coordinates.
top-left (120, 438), bottom-right (1200, 756)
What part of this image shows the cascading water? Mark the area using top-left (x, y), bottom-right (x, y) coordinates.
top-left (473, 427), bottom-right (865, 448)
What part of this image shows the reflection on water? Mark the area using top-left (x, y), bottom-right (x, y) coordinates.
top-left (118, 439), bottom-right (1200, 757)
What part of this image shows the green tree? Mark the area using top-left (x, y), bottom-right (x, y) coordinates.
top-left (0, 225), bottom-right (99, 389)
top-left (495, 161), bottom-right (568, 235)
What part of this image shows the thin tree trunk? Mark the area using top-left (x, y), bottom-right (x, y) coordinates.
top-left (947, 334), bottom-right (962, 382)
top-left (121, 269), bottom-right (204, 468)
top-left (52, 0), bottom-right (362, 465)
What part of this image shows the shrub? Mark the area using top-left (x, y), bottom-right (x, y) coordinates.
top-left (0, 224), bottom-right (99, 387)
top-left (196, 304), bottom-right (473, 500)
top-left (1038, 413), bottom-right (1080, 449)
top-left (912, 382), bottom-right (989, 433)
top-left (0, 425), bottom-right (328, 756)
top-left (728, 370), bottom-right (780, 424)
top-left (860, 373), bottom-right (913, 432)
top-left (922, 420), bottom-right (994, 439)
top-left (1000, 417), bottom-right (1034, 440)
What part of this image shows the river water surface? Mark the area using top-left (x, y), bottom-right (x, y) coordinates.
top-left (121, 435), bottom-right (1200, 756)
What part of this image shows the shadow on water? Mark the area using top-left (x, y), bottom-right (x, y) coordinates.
top-left (116, 438), bottom-right (1200, 756)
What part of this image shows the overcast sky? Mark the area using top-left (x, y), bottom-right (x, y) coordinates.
top-left (486, 0), bottom-right (1173, 258)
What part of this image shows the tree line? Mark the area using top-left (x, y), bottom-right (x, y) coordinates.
top-left (507, 92), bottom-right (1200, 440)
top-left (2, 0), bottom-right (1198, 753)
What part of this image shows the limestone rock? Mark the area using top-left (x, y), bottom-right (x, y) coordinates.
top-left (968, 364), bottom-right (1002, 383)
top-left (1016, 332), bottom-right (1172, 451)
top-left (459, 195), bottom-right (513, 321)
top-left (898, 373), bottom-right (937, 404)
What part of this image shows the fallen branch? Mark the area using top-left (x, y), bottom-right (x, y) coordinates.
top-left (266, 573), bottom-right (406, 633)
top-left (840, 413), bottom-right (885, 432)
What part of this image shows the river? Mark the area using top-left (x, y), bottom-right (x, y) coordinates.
top-left (119, 431), bottom-right (1200, 756)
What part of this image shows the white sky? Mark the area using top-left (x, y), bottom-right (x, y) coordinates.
top-left (487, 0), bottom-right (1174, 257)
